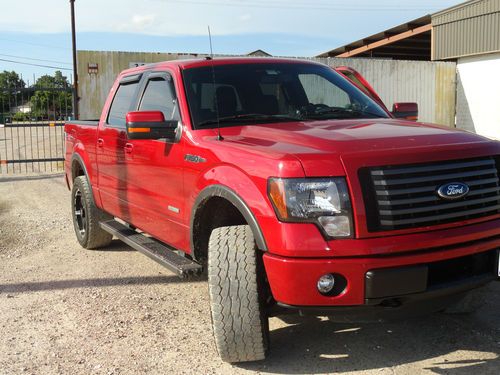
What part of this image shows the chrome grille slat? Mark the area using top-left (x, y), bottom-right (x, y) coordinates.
top-left (370, 159), bottom-right (494, 176)
top-left (377, 187), bottom-right (500, 206)
top-left (380, 205), bottom-right (500, 226)
top-left (373, 168), bottom-right (497, 186)
top-left (379, 195), bottom-right (500, 216)
top-left (362, 156), bottom-right (500, 231)
top-left (374, 177), bottom-right (500, 196)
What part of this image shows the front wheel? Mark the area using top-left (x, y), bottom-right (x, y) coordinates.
top-left (71, 175), bottom-right (113, 249)
top-left (208, 225), bottom-right (269, 363)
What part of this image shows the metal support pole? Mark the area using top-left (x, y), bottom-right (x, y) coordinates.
top-left (70, 0), bottom-right (79, 119)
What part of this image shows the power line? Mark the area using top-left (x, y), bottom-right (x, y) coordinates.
top-left (0, 53), bottom-right (71, 66)
top-left (165, 0), bottom-right (440, 11)
top-left (0, 37), bottom-right (71, 51)
top-left (204, 0), bottom-right (440, 5)
top-left (0, 58), bottom-right (72, 71)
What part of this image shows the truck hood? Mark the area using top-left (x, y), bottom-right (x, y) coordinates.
top-left (222, 118), bottom-right (499, 176)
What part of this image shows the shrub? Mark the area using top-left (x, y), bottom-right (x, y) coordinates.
top-left (12, 112), bottom-right (29, 121)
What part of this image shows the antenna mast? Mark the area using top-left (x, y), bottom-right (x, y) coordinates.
top-left (208, 26), bottom-right (223, 141)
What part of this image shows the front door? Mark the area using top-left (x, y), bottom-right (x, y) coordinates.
top-left (123, 72), bottom-right (187, 249)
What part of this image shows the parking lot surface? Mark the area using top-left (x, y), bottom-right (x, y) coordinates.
top-left (0, 175), bottom-right (499, 374)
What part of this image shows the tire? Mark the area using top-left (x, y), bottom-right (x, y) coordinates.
top-left (208, 225), bottom-right (269, 363)
top-left (443, 287), bottom-right (487, 314)
top-left (71, 175), bottom-right (113, 249)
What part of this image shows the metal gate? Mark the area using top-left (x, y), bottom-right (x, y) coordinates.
top-left (0, 86), bottom-right (72, 174)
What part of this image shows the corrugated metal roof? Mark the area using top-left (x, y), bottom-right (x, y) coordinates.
top-left (432, 0), bottom-right (500, 60)
top-left (316, 15), bottom-right (431, 58)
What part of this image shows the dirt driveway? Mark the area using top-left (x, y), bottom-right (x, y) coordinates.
top-left (0, 175), bottom-right (499, 374)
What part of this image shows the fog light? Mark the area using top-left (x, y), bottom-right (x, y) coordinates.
top-left (318, 216), bottom-right (351, 238)
top-left (317, 274), bottom-right (335, 294)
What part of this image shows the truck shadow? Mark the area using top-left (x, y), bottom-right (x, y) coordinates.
top-left (98, 239), bottom-right (136, 252)
top-left (0, 173), bottom-right (64, 183)
top-left (0, 274), bottom-right (202, 294)
top-left (241, 286), bottom-right (500, 374)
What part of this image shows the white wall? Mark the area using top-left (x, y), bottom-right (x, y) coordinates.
top-left (456, 52), bottom-right (500, 140)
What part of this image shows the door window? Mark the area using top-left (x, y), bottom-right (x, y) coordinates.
top-left (139, 78), bottom-right (180, 120)
top-left (107, 82), bottom-right (139, 127)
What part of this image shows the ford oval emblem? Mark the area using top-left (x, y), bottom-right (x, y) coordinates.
top-left (437, 182), bottom-right (470, 200)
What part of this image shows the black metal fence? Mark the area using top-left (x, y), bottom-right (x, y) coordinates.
top-left (0, 86), bottom-right (73, 174)
top-left (0, 121), bottom-right (66, 174)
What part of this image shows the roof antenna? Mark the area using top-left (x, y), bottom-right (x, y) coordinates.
top-left (208, 26), bottom-right (223, 141)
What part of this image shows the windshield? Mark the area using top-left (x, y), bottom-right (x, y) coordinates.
top-left (182, 62), bottom-right (389, 129)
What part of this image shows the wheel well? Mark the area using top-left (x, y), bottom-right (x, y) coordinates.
top-left (71, 159), bottom-right (85, 181)
top-left (192, 197), bottom-right (247, 262)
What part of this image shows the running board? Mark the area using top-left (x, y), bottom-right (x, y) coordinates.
top-left (100, 220), bottom-right (202, 278)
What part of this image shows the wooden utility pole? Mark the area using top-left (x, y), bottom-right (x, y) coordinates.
top-left (70, 0), bottom-right (79, 119)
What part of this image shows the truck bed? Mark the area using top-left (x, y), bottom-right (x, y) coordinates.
top-left (67, 120), bottom-right (100, 126)
top-left (64, 120), bottom-right (101, 185)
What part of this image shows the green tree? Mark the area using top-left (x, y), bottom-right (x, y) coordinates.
top-left (31, 71), bottom-right (73, 119)
top-left (0, 71), bottom-right (25, 113)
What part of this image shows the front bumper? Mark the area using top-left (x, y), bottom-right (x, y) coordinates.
top-left (263, 237), bottom-right (499, 311)
top-left (277, 274), bottom-right (493, 322)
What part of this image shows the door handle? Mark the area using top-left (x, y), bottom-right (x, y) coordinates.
top-left (124, 143), bottom-right (134, 154)
top-left (97, 138), bottom-right (104, 147)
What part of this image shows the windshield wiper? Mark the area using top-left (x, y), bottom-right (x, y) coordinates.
top-left (300, 105), bottom-right (386, 120)
top-left (198, 113), bottom-right (301, 127)
top-left (341, 108), bottom-right (387, 119)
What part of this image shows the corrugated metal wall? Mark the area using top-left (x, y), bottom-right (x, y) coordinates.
top-left (77, 51), bottom-right (201, 119)
top-left (314, 57), bottom-right (456, 126)
top-left (78, 51), bottom-right (456, 126)
top-left (433, 0), bottom-right (500, 24)
top-left (432, 0), bottom-right (500, 60)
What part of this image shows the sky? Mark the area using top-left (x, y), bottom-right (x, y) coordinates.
top-left (0, 0), bottom-right (460, 83)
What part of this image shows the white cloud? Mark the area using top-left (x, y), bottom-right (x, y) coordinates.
top-left (0, 0), bottom-right (459, 37)
top-left (132, 14), bottom-right (157, 29)
top-left (239, 14), bottom-right (252, 22)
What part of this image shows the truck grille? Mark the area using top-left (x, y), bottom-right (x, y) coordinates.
top-left (360, 156), bottom-right (500, 231)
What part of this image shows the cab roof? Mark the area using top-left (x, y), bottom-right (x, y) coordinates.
top-left (120, 57), bottom-right (323, 76)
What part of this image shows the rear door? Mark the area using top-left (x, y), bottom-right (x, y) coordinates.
top-left (96, 74), bottom-right (142, 222)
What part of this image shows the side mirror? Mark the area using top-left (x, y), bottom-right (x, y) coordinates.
top-left (392, 102), bottom-right (418, 121)
top-left (126, 111), bottom-right (179, 141)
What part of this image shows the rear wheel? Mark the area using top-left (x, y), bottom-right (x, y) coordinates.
top-left (208, 225), bottom-right (269, 363)
top-left (71, 176), bottom-right (113, 249)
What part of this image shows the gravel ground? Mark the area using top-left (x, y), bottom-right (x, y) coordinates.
top-left (0, 175), bottom-right (499, 375)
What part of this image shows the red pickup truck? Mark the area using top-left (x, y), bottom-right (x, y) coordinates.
top-left (65, 57), bottom-right (500, 363)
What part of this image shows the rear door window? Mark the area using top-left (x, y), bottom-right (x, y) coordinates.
top-left (259, 82), bottom-right (290, 113)
top-left (107, 82), bottom-right (139, 127)
top-left (197, 83), bottom-right (242, 112)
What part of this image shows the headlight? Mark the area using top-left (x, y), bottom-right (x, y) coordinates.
top-left (268, 177), bottom-right (353, 238)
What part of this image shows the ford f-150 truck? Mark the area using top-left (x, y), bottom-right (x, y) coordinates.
top-left (65, 57), bottom-right (500, 363)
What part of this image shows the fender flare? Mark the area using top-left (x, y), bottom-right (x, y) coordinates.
top-left (70, 153), bottom-right (90, 181)
top-left (190, 184), bottom-right (268, 253)
top-left (70, 153), bottom-right (96, 205)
